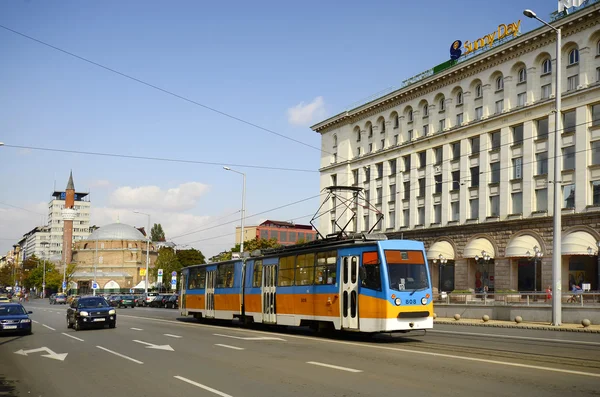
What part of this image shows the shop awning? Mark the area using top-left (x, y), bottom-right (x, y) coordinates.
top-left (463, 238), bottom-right (495, 258)
top-left (562, 231), bottom-right (598, 255)
top-left (505, 235), bottom-right (541, 257)
top-left (427, 241), bottom-right (455, 260)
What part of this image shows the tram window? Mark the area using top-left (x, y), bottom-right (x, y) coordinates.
top-left (385, 250), bottom-right (428, 292)
top-left (217, 263), bottom-right (234, 288)
top-left (315, 251), bottom-right (337, 285)
top-left (198, 268), bottom-right (206, 289)
top-left (252, 260), bottom-right (263, 288)
top-left (361, 251), bottom-right (382, 291)
top-left (295, 253), bottom-right (315, 285)
top-left (278, 256), bottom-right (295, 286)
top-left (188, 267), bottom-right (206, 289)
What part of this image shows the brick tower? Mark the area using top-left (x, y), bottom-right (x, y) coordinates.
top-left (61, 171), bottom-right (77, 268)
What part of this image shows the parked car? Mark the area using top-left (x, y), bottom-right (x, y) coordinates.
top-left (0, 303), bottom-right (33, 335)
top-left (116, 295), bottom-right (135, 308)
top-left (165, 294), bottom-right (179, 309)
top-left (142, 292), bottom-right (159, 307)
top-left (66, 296), bottom-right (116, 331)
top-left (54, 293), bottom-right (67, 304)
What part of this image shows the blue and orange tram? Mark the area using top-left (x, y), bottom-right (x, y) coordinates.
top-left (179, 234), bottom-right (433, 333)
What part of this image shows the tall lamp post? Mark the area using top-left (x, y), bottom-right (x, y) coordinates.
top-left (432, 254), bottom-right (447, 295)
top-left (526, 245), bottom-right (544, 292)
top-left (223, 167), bottom-right (246, 256)
top-left (523, 9), bottom-right (562, 325)
top-left (41, 241), bottom-right (50, 299)
top-left (134, 211), bottom-right (151, 294)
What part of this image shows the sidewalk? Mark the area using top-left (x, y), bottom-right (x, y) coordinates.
top-left (434, 317), bottom-right (600, 333)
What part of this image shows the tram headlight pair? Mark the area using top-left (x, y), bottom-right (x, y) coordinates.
top-left (394, 298), bottom-right (402, 306)
top-left (421, 297), bottom-right (428, 305)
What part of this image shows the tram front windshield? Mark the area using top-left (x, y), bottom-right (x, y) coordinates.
top-left (385, 250), bottom-right (429, 292)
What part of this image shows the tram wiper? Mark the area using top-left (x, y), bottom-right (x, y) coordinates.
top-left (409, 287), bottom-right (427, 296)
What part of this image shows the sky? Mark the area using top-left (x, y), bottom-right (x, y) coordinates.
top-left (0, 0), bottom-right (557, 258)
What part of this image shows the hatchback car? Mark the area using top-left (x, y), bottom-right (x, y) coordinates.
top-left (66, 296), bottom-right (116, 331)
top-left (0, 303), bottom-right (33, 335)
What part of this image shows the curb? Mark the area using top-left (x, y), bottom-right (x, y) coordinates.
top-left (433, 320), bottom-right (600, 333)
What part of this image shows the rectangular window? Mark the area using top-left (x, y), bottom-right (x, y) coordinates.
top-left (490, 131), bottom-right (500, 150)
top-left (563, 184), bottom-right (575, 208)
top-left (451, 142), bottom-right (460, 160)
top-left (593, 181), bottom-right (600, 206)
top-left (536, 189), bottom-right (548, 211)
top-left (451, 201), bottom-right (460, 221)
top-left (470, 199), bottom-right (479, 219)
top-left (376, 187), bottom-right (382, 204)
top-left (352, 169), bottom-right (359, 185)
top-left (280, 231), bottom-right (288, 242)
top-left (540, 84), bottom-right (552, 101)
top-left (216, 263), bottom-right (235, 288)
top-left (418, 178), bottom-right (425, 197)
top-left (592, 104), bottom-right (600, 127)
top-left (434, 147), bottom-right (442, 165)
top-left (470, 166), bottom-right (480, 187)
top-left (389, 159), bottom-right (397, 175)
top-left (489, 195), bottom-right (500, 217)
top-left (376, 163), bottom-right (383, 179)
top-left (592, 141), bottom-right (600, 165)
top-left (277, 256), bottom-right (295, 286)
top-left (537, 118), bottom-right (549, 139)
top-left (368, 143), bottom-right (373, 152)
top-left (471, 136), bottom-right (480, 154)
top-left (260, 230), bottom-right (268, 239)
top-left (567, 75), bottom-right (579, 91)
top-left (388, 211), bottom-right (395, 229)
top-left (418, 207), bottom-right (425, 225)
top-left (408, 129), bottom-right (414, 141)
top-left (403, 155), bottom-right (411, 172)
top-left (252, 261), bottom-right (263, 288)
top-left (389, 184), bottom-right (396, 201)
top-left (365, 167), bottom-right (370, 182)
top-left (315, 251), bottom-right (337, 285)
top-left (452, 171), bottom-right (460, 190)
top-left (394, 134), bottom-right (399, 145)
top-left (513, 157), bottom-right (523, 179)
top-left (456, 113), bottom-right (463, 125)
top-left (517, 92), bottom-right (526, 106)
top-left (512, 124), bottom-right (524, 145)
top-left (433, 204), bottom-right (441, 224)
top-left (536, 152), bottom-right (548, 175)
top-left (563, 110), bottom-right (576, 134)
top-left (418, 151), bottom-right (426, 168)
top-left (490, 162), bottom-right (500, 183)
top-left (563, 146), bottom-right (575, 170)
top-left (475, 106), bottom-right (483, 120)
top-left (423, 124), bottom-right (429, 136)
top-left (434, 174), bottom-right (442, 194)
top-left (403, 181), bottom-right (410, 200)
top-left (512, 192), bottom-right (523, 214)
top-left (495, 100), bottom-right (504, 114)
top-left (380, 139), bottom-right (385, 150)
top-left (439, 119), bottom-right (446, 132)
top-left (403, 209), bottom-right (410, 227)
top-left (356, 147), bottom-right (361, 157)
top-left (295, 253), bottom-right (315, 286)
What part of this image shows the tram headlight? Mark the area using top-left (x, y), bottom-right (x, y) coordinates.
top-left (394, 298), bottom-right (402, 306)
top-left (421, 297), bottom-right (428, 305)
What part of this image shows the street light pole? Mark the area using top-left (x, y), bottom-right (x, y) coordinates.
top-left (524, 9), bottom-right (562, 325)
top-left (134, 211), bottom-right (151, 294)
top-left (41, 241), bottom-right (49, 299)
top-left (223, 167), bottom-right (246, 255)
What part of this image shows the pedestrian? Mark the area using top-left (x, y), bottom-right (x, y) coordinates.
top-left (545, 286), bottom-right (552, 302)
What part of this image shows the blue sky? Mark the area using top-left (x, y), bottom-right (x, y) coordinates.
top-left (0, 0), bottom-right (555, 257)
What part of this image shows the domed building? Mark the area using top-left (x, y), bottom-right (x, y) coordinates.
top-left (71, 222), bottom-right (158, 295)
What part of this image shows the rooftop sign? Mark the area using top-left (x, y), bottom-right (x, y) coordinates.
top-left (461, 20), bottom-right (521, 57)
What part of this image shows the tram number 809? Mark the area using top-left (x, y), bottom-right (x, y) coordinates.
top-left (405, 298), bottom-right (417, 305)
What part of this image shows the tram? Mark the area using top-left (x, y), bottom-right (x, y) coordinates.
top-left (179, 234), bottom-right (433, 333)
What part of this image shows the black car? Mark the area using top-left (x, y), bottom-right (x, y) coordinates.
top-left (66, 296), bottom-right (116, 331)
top-left (0, 303), bottom-right (33, 335)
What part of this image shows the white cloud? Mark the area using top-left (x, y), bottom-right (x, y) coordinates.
top-left (17, 148), bottom-right (32, 155)
top-left (109, 182), bottom-right (209, 212)
top-left (0, 202), bottom-right (48, 255)
top-left (287, 96), bottom-right (326, 126)
top-left (89, 179), bottom-right (111, 188)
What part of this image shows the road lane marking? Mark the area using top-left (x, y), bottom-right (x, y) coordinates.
top-left (61, 333), bottom-right (84, 342)
top-left (119, 314), bottom-right (600, 378)
top-left (130, 327), bottom-right (144, 331)
top-left (429, 329), bottom-right (600, 346)
top-left (42, 324), bottom-right (56, 331)
top-left (133, 340), bottom-right (174, 351)
top-left (32, 320), bottom-right (39, 324)
top-left (215, 344), bottom-right (244, 350)
top-left (174, 376), bottom-right (233, 397)
top-left (306, 361), bottom-right (362, 373)
top-left (164, 333), bottom-right (182, 338)
top-left (214, 333), bottom-right (285, 341)
top-left (96, 346), bottom-right (143, 364)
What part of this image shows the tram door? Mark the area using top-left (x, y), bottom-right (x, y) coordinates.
top-left (205, 270), bottom-right (216, 318)
top-left (179, 273), bottom-right (186, 313)
top-left (261, 265), bottom-right (277, 323)
top-left (340, 256), bottom-right (359, 329)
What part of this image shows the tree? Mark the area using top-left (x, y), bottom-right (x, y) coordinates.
top-left (176, 248), bottom-right (206, 268)
top-left (0, 265), bottom-right (13, 287)
top-left (151, 223), bottom-right (166, 242)
top-left (22, 259), bottom-right (54, 290)
top-left (152, 247), bottom-right (182, 292)
top-left (210, 237), bottom-right (281, 262)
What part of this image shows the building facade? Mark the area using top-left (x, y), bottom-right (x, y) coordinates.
top-left (71, 222), bottom-right (158, 294)
top-left (312, 5), bottom-right (600, 293)
top-left (235, 220), bottom-right (317, 246)
top-left (22, 226), bottom-right (51, 260)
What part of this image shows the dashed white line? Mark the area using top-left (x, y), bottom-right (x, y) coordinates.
top-left (306, 361), bottom-right (363, 373)
top-left (215, 344), bottom-right (244, 350)
top-left (32, 320), bottom-right (39, 324)
top-left (164, 333), bottom-right (182, 338)
top-left (62, 333), bottom-right (84, 342)
top-left (174, 376), bottom-right (233, 397)
top-left (42, 324), bottom-right (56, 331)
top-left (130, 327), bottom-right (144, 331)
top-left (213, 333), bottom-right (285, 341)
top-left (96, 346), bottom-right (143, 364)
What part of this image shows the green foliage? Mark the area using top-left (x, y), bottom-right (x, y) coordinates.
top-left (22, 260), bottom-right (62, 291)
top-left (153, 247), bottom-right (182, 292)
top-left (210, 238), bottom-right (282, 262)
top-left (0, 265), bottom-right (13, 287)
top-left (151, 223), bottom-right (166, 242)
top-left (176, 248), bottom-right (206, 268)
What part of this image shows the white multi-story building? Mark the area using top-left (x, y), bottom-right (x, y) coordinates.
top-left (312, 3), bottom-right (600, 294)
top-left (47, 190), bottom-right (91, 261)
top-left (22, 226), bottom-right (51, 261)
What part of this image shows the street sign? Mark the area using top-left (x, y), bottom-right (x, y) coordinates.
top-left (171, 280), bottom-right (176, 290)
top-left (92, 282), bottom-right (99, 290)
top-left (62, 282), bottom-right (67, 290)
top-left (129, 288), bottom-right (134, 293)
top-left (139, 268), bottom-right (146, 276)
top-left (171, 271), bottom-right (177, 276)
top-left (158, 269), bottom-right (164, 276)
top-left (157, 275), bottom-right (163, 283)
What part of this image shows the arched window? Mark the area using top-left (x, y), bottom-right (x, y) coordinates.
top-left (496, 76), bottom-right (504, 91)
top-left (518, 68), bottom-right (527, 83)
top-left (356, 128), bottom-right (361, 142)
top-left (423, 104), bottom-right (429, 117)
top-left (597, 40), bottom-right (600, 55)
top-left (439, 97), bottom-right (445, 111)
top-left (542, 59), bottom-right (552, 74)
top-left (475, 84), bottom-right (482, 98)
top-left (408, 110), bottom-right (413, 122)
top-left (456, 91), bottom-right (463, 105)
top-left (568, 49), bottom-right (579, 65)
top-left (368, 124), bottom-right (373, 137)
top-left (394, 113), bottom-right (399, 128)
top-left (333, 135), bottom-right (337, 148)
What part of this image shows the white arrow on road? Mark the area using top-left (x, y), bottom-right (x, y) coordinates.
top-left (133, 340), bottom-right (174, 351)
top-left (14, 347), bottom-right (68, 361)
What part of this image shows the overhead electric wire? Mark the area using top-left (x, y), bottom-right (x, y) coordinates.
top-left (1, 144), bottom-right (318, 173)
top-left (169, 210), bottom-right (241, 239)
top-left (0, 24), bottom-right (343, 161)
top-left (0, 201), bottom-right (46, 216)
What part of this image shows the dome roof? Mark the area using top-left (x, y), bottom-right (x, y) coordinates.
top-left (87, 223), bottom-right (146, 241)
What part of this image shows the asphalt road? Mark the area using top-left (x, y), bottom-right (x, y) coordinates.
top-left (1, 300), bottom-right (599, 397)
